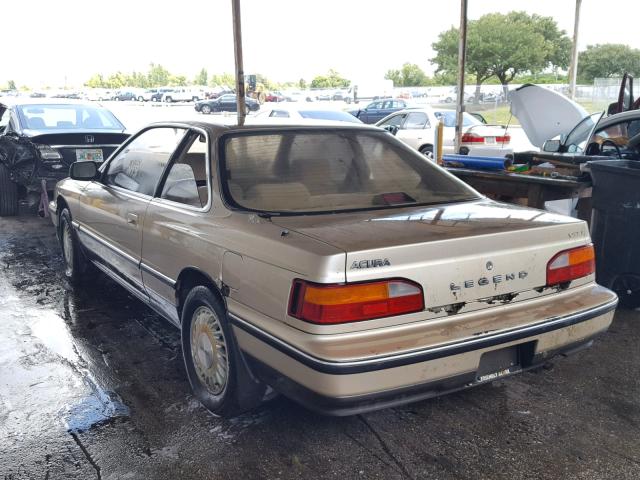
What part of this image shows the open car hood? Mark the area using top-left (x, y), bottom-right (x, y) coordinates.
top-left (510, 84), bottom-right (588, 148)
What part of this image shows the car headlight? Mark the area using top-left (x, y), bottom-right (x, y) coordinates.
top-left (36, 144), bottom-right (63, 160)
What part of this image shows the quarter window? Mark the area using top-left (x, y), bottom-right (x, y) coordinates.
top-left (378, 114), bottom-right (407, 128)
top-left (105, 127), bottom-right (186, 195)
top-left (160, 133), bottom-right (209, 208)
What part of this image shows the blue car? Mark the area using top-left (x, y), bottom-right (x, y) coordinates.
top-left (348, 98), bottom-right (410, 124)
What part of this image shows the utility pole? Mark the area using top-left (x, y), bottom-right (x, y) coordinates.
top-left (231, 0), bottom-right (246, 126)
top-left (454, 0), bottom-right (468, 154)
top-left (568, 0), bottom-right (582, 100)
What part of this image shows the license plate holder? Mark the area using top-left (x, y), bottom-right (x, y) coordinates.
top-left (476, 342), bottom-right (535, 382)
top-left (484, 136), bottom-right (496, 145)
top-left (76, 148), bottom-right (103, 162)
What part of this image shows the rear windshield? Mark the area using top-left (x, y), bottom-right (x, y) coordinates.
top-left (221, 130), bottom-right (479, 214)
top-left (18, 104), bottom-right (124, 131)
top-left (434, 111), bottom-right (480, 127)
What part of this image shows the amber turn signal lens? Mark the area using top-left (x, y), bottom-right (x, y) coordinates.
top-left (546, 244), bottom-right (595, 285)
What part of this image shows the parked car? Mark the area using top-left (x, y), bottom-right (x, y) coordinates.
top-left (511, 83), bottom-right (640, 160)
top-left (194, 94), bottom-right (260, 114)
top-left (113, 90), bottom-right (137, 101)
top-left (331, 91), bottom-right (347, 101)
top-left (151, 88), bottom-right (174, 102)
top-left (163, 88), bottom-right (203, 103)
top-left (0, 99), bottom-right (129, 215)
top-left (283, 91), bottom-right (314, 103)
top-left (348, 98), bottom-right (411, 124)
top-left (265, 91), bottom-right (286, 102)
top-left (253, 106), bottom-right (362, 123)
top-left (315, 91), bottom-right (332, 101)
top-left (376, 107), bottom-right (512, 157)
top-left (51, 121), bottom-right (617, 417)
top-left (84, 88), bottom-right (113, 101)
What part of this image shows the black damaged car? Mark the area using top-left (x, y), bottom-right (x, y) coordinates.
top-left (0, 99), bottom-right (129, 215)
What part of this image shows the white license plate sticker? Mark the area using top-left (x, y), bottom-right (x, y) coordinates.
top-left (484, 136), bottom-right (496, 145)
top-left (76, 149), bottom-right (103, 162)
top-left (477, 366), bottom-right (519, 383)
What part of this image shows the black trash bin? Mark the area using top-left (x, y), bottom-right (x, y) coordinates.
top-left (589, 160), bottom-right (640, 307)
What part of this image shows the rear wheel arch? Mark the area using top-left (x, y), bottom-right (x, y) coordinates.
top-left (175, 267), bottom-right (225, 320)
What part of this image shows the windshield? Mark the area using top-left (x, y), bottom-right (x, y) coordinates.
top-left (18, 104), bottom-right (124, 131)
top-left (434, 110), bottom-right (480, 127)
top-left (221, 130), bottom-right (479, 214)
top-left (564, 112), bottom-right (604, 153)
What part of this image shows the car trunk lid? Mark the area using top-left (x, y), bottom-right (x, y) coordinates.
top-left (272, 200), bottom-right (590, 312)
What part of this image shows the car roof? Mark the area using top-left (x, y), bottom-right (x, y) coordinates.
top-left (145, 119), bottom-right (381, 137)
top-left (597, 109), bottom-right (640, 128)
top-left (0, 97), bottom-right (98, 108)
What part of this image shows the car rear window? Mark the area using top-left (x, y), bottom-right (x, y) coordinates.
top-left (221, 130), bottom-right (478, 214)
top-left (18, 104), bottom-right (124, 130)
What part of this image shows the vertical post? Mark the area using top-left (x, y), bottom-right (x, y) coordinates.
top-left (454, 0), bottom-right (468, 154)
top-left (568, 0), bottom-right (582, 100)
top-left (231, 0), bottom-right (246, 126)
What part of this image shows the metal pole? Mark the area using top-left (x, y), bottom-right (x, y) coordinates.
top-left (568, 0), bottom-right (582, 100)
top-left (454, 0), bottom-right (468, 154)
top-left (232, 0), bottom-right (246, 126)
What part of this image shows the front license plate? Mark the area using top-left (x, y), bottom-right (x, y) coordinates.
top-left (484, 136), bottom-right (496, 145)
top-left (76, 149), bottom-right (103, 162)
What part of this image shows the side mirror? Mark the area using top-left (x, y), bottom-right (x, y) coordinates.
top-left (383, 125), bottom-right (399, 136)
top-left (542, 139), bottom-right (561, 153)
top-left (70, 161), bottom-right (99, 181)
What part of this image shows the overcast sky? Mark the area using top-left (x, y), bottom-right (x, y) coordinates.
top-left (4, 0), bottom-right (640, 88)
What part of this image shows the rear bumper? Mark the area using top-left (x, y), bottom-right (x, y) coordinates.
top-left (231, 287), bottom-right (617, 415)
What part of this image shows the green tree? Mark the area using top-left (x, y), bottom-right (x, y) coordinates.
top-left (7, 80), bottom-right (16, 90)
top-left (148, 63), bottom-right (171, 87)
top-left (209, 72), bottom-right (235, 87)
top-left (169, 75), bottom-right (187, 86)
top-left (194, 68), bottom-right (208, 86)
top-left (310, 69), bottom-right (349, 89)
top-left (385, 63), bottom-right (429, 87)
top-left (298, 78), bottom-right (307, 89)
top-left (577, 44), bottom-right (640, 83)
top-left (84, 74), bottom-right (106, 88)
top-left (431, 11), bottom-right (570, 99)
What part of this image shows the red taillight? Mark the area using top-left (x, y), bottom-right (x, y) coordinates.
top-left (460, 133), bottom-right (485, 143)
top-left (288, 279), bottom-right (424, 324)
top-left (496, 135), bottom-right (511, 143)
top-left (546, 244), bottom-right (595, 285)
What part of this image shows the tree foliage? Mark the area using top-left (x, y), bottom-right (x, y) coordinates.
top-left (577, 44), bottom-right (640, 83)
top-left (310, 69), bottom-right (350, 89)
top-left (384, 63), bottom-right (430, 87)
top-left (431, 11), bottom-right (571, 93)
top-left (6, 80), bottom-right (17, 90)
top-left (194, 68), bottom-right (208, 86)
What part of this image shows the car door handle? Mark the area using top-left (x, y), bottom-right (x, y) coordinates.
top-left (126, 213), bottom-right (138, 225)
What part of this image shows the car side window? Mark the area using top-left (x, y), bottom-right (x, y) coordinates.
top-left (404, 112), bottom-right (429, 130)
top-left (105, 127), bottom-right (187, 196)
top-left (368, 102), bottom-right (381, 110)
top-left (0, 108), bottom-right (9, 131)
top-left (270, 110), bottom-right (290, 118)
top-left (160, 132), bottom-right (209, 208)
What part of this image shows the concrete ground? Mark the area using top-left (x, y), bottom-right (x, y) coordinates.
top-left (1, 215), bottom-right (639, 480)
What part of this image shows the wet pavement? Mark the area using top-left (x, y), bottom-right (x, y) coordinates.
top-left (1, 214), bottom-right (639, 480)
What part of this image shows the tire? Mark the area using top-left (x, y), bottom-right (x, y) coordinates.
top-left (419, 145), bottom-right (434, 160)
top-left (610, 274), bottom-right (640, 309)
top-left (137, 96), bottom-right (144, 102)
top-left (165, 96), bottom-right (173, 103)
top-left (201, 104), bottom-right (212, 114)
top-left (181, 286), bottom-right (266, 417)
top-left (0, 163), bottom-right (18, 216)
top-left (114, 97), bottom-right (120, 101)
top-left (59, 208), bottom-right (88, 283)
top-left (192, 96), bottom-right (200, 102)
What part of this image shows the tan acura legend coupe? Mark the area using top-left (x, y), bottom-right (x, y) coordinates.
top-left (50, 121), bottom-right (618, 416)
